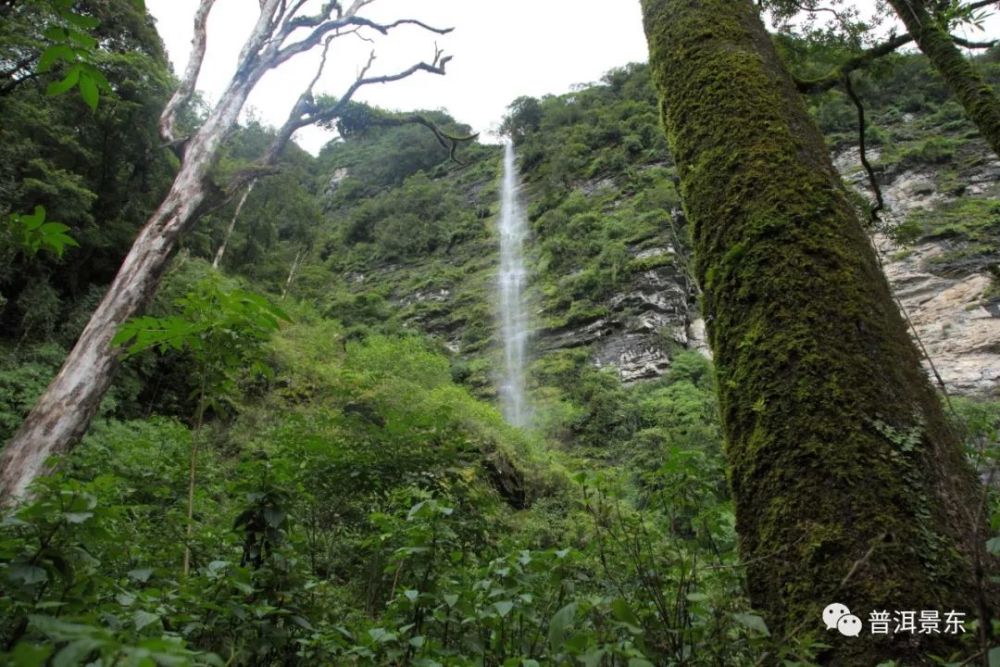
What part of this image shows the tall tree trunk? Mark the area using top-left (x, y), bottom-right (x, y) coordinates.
top-left (887, 0), bottom-right (1000, 157)
top-left (0, 76), bottom-right (254, 503)
top-left (212, 180), bottom-right (255, 270)
top-left (281, 246), bottom-right (303, 300)
top-left (641, 1), bottom-right (991, 663)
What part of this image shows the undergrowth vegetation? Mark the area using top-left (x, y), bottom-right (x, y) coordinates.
top-left (1, 6), bottom-right (999, 662)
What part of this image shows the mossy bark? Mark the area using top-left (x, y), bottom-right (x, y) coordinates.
top-left (887, 0), bottom-right (1000, 159)
top-left (640, 0), bottom-right (992, 663)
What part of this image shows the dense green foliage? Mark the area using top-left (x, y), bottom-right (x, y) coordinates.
top-left (0, 4), bottom-right (998, 664)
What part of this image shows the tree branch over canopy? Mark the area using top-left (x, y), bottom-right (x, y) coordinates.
top-left (770, 0), bottom-right (1000, 95)
top-left (794, 32), bottom-right (914, 93)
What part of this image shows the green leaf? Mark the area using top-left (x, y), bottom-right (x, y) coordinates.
top-left (368, 628), bottom-right (396, 644)
top-left (986, 536), bottom-right (1000, 555)
top-left (53, 639), bottom-right (103, 667)
top-left (263, 506), bottom-right (285, 528)
top-left (67, 28), bottom-right (98, 50)
top-left (548, 602), bottom-right (576, 653)
top-left (43, 26), bottom-right (67, 41)
top-left (78, 72), bottom-right (98, 110)
top-left (47, 65), bottom-right (81, 96)
top-left (628, 660), bottom-right (654, 667)
top-left (37, 45), bottom-right (75, 72)
top-left (988, 646), bottom-right (1000, 667)
top-left (7, 643), bottom-right (54, 667)
top-left (63, 511), bottom-right (93, 524)
top-left (494, 600), bottom-right (514, 618)
top-left (443, 594), bottom-right (458, 608)
top-left (8, 564), bottom-right (48, 585)
top-left (732, 612), bottom-right (770, 637)
top-left (64, 12), bottom-right (100, 30)
top-left (610, 597), bottom-right (641, 627)
top-left (133, 610), bottom-right (159, 631)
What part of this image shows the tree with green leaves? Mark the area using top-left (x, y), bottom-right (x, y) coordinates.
top-left (764, 0), bottom-right (1000, 158)
top-left (641, 0), bottom-right (992, 663)
top-left (885, 0), bottom-right (1000, 157)
top-left (1, 1), bottom-right (461, 503)
top-left (114, 275), bottom-right (288, 576)
top-left (1, 0), bottom-right (174, 326)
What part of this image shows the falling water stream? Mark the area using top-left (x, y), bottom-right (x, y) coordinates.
top-left (498, 141), bottom-right (530, 427)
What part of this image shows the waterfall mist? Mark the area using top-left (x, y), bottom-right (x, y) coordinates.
top-left (497, 142), bottom-right (530, 427)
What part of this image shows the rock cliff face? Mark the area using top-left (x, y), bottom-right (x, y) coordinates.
top-left (327, 64), bottom-right (998, 402)
top-left (527, 144), bottom-right (999, 396)
top-left (537, 217), bottom-right (707, 384)
top-left (841, 147), bottom-right (1000, 396)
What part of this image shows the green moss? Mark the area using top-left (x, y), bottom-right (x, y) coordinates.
top-left (641, 0), bottom-right (985, 661)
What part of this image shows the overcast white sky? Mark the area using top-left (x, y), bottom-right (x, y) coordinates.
top-left (146, 1), bottom-right (998, 155)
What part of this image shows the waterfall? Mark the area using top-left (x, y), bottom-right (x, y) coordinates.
top-left (498, 141), bottom-right (530, 427)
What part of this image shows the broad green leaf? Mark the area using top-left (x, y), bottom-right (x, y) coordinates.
top-left (64, 12), bottom-right (100, 30)
top-left (263, 506), bottom-right (285, 528)
top-left (8, 564), bottom-right (47, 585)
top-left (47, 65), bottom-right (81, 96)
top-left (732, 611), bottom-right (770, 636)
top-left (53, 638), bottom-right (103, 667)
top-left (548, 601), bottom-right (576, 652)
top-left (7, 642), bottom-right (54, 667)
top-left (611, 597), bottom-right (641, 627)
top-left (37, 44), bottom-right (75, 72)
top-left (67, 28), bottom-right (98, 50)
top-left (133, 609), bottom-right (159, 631)
top-left (494, 600), bottom-right (514, 618)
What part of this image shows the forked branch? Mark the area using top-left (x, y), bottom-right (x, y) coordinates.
top-left (261, 43), bottom-right (468, 166)
top-left (160, 0), bottom-right (216, 144)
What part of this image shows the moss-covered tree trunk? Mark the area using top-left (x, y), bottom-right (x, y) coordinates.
top-left (886, 0), bottom-right (1000, 158)
top-left (641, 0), bottom-right (991, 663)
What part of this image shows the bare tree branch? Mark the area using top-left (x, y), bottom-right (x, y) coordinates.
top-left (259, 43), bottom-right (472, 169)
top-left (843, 71), bottom-right (884, 223)
top-left (159, 0), bottom-right (216, 144)
top-left (270, 13), bottom-right (452, 73)
top-left (795, 32), bottom-right (914, 93)
top-left (952, 35), bottom-right (998, 48)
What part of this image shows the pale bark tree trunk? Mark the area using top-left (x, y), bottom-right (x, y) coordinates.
top-left (641, 1), bottom-right (993, 663)
top-left (887, 0), bottom-right (1000, 158)
top-left (0, 74), bottom-right (254, 501)
top-left (212, 180), bottom-right (255, 270)
top-left (281, 246), bottom-right (303, 300)
top-left (0, 0), bottom-right (455, 504)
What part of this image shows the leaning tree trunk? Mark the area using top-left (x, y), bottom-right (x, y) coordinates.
top-left (0, 75), bottom-right (255, 502)
top-left (641, 1), bottom-right (991, 663)
top-left (0, 0), bottom-right (455, 505)
top-left (887, 0), bottom-right (1000, 158)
